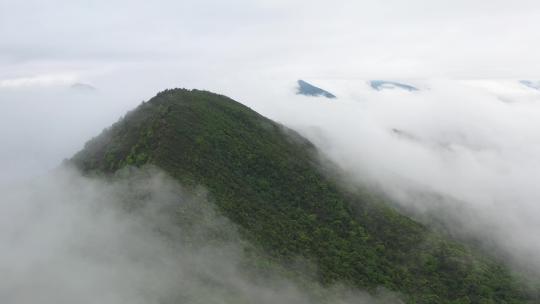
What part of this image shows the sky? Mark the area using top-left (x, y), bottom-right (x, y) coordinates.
top-left (2, 0), bottom-right (540, 81)
top-left (2, 0), bottom-right (540, 182)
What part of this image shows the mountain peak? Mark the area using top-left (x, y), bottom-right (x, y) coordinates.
top-left (520, 80), bottom-right (540, 90)
top-left (296, 80), bottom-right (336, 98)
top-left (71, 88), bottom-right (530, 303)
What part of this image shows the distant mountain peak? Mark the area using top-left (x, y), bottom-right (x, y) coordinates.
top-left (519, 80), bottom-right (540, 90)
top-left (370, 80), bottom-right (418, 92)
top-left (296, 80), bottom-right (336, 98)
top-left (70, 88), bottom-right (532, 302)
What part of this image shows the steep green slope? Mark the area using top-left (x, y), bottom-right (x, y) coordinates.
top-left (72, 89), bottom-right (532, 303)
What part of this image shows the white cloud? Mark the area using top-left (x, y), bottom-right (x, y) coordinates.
top-left (0, 166), bottom-right (398, 303)
top-left (234, 77), bottom-right (540, 274)
top-left (0, 73), bottom-right (79, 88)
top-left (1, 0), bottom-right (540, 81)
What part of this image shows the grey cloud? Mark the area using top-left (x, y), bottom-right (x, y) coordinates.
top-left (238, 78), bottom-right (540, 275)
top-left (0, 165), bottom-right (400, 303)
top-left (1, 0), bottom-right (540, 79)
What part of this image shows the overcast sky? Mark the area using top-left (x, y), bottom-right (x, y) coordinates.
top-left (2, 0), bottom-right (540, 84)
top-left (1, 0), bottom-right (540, 182)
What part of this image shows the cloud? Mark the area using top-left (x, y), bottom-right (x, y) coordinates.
top-left (233, 78), bottom-right (540, 275)
top-left (1, 0), bottom-right (540, 82)
top-left (0, 73), bottom-right (80, 88)
top-left (0, 165), bottom-right (400, 303)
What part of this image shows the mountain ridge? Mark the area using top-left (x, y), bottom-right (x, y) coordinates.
top-left (296, 80), bottom-right (336, 98)
top-left (71, 88), bottom-right (533, 303)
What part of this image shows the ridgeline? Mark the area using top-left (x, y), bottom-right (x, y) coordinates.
top-left (72, 88), bottom-right (533, 303)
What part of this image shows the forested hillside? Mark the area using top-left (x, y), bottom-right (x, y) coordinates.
top-left (72, 89), bottom-right (534, 303)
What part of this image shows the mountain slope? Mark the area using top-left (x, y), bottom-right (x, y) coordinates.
top-left (72, 88), bottom-right (532, 303)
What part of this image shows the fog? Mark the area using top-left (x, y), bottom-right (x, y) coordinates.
top-left (0, 165), bottom-right (400, 303)
top-left (236, 78), bottom-right (540, 275)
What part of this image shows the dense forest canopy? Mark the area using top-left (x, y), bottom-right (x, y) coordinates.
top-left (72, 89), bottom-right (537, 303)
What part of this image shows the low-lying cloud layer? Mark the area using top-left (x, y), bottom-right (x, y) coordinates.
top-left (0, 165), bottom-right (399, 303)
top-left (237, 78), bottom-right (540, 275)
